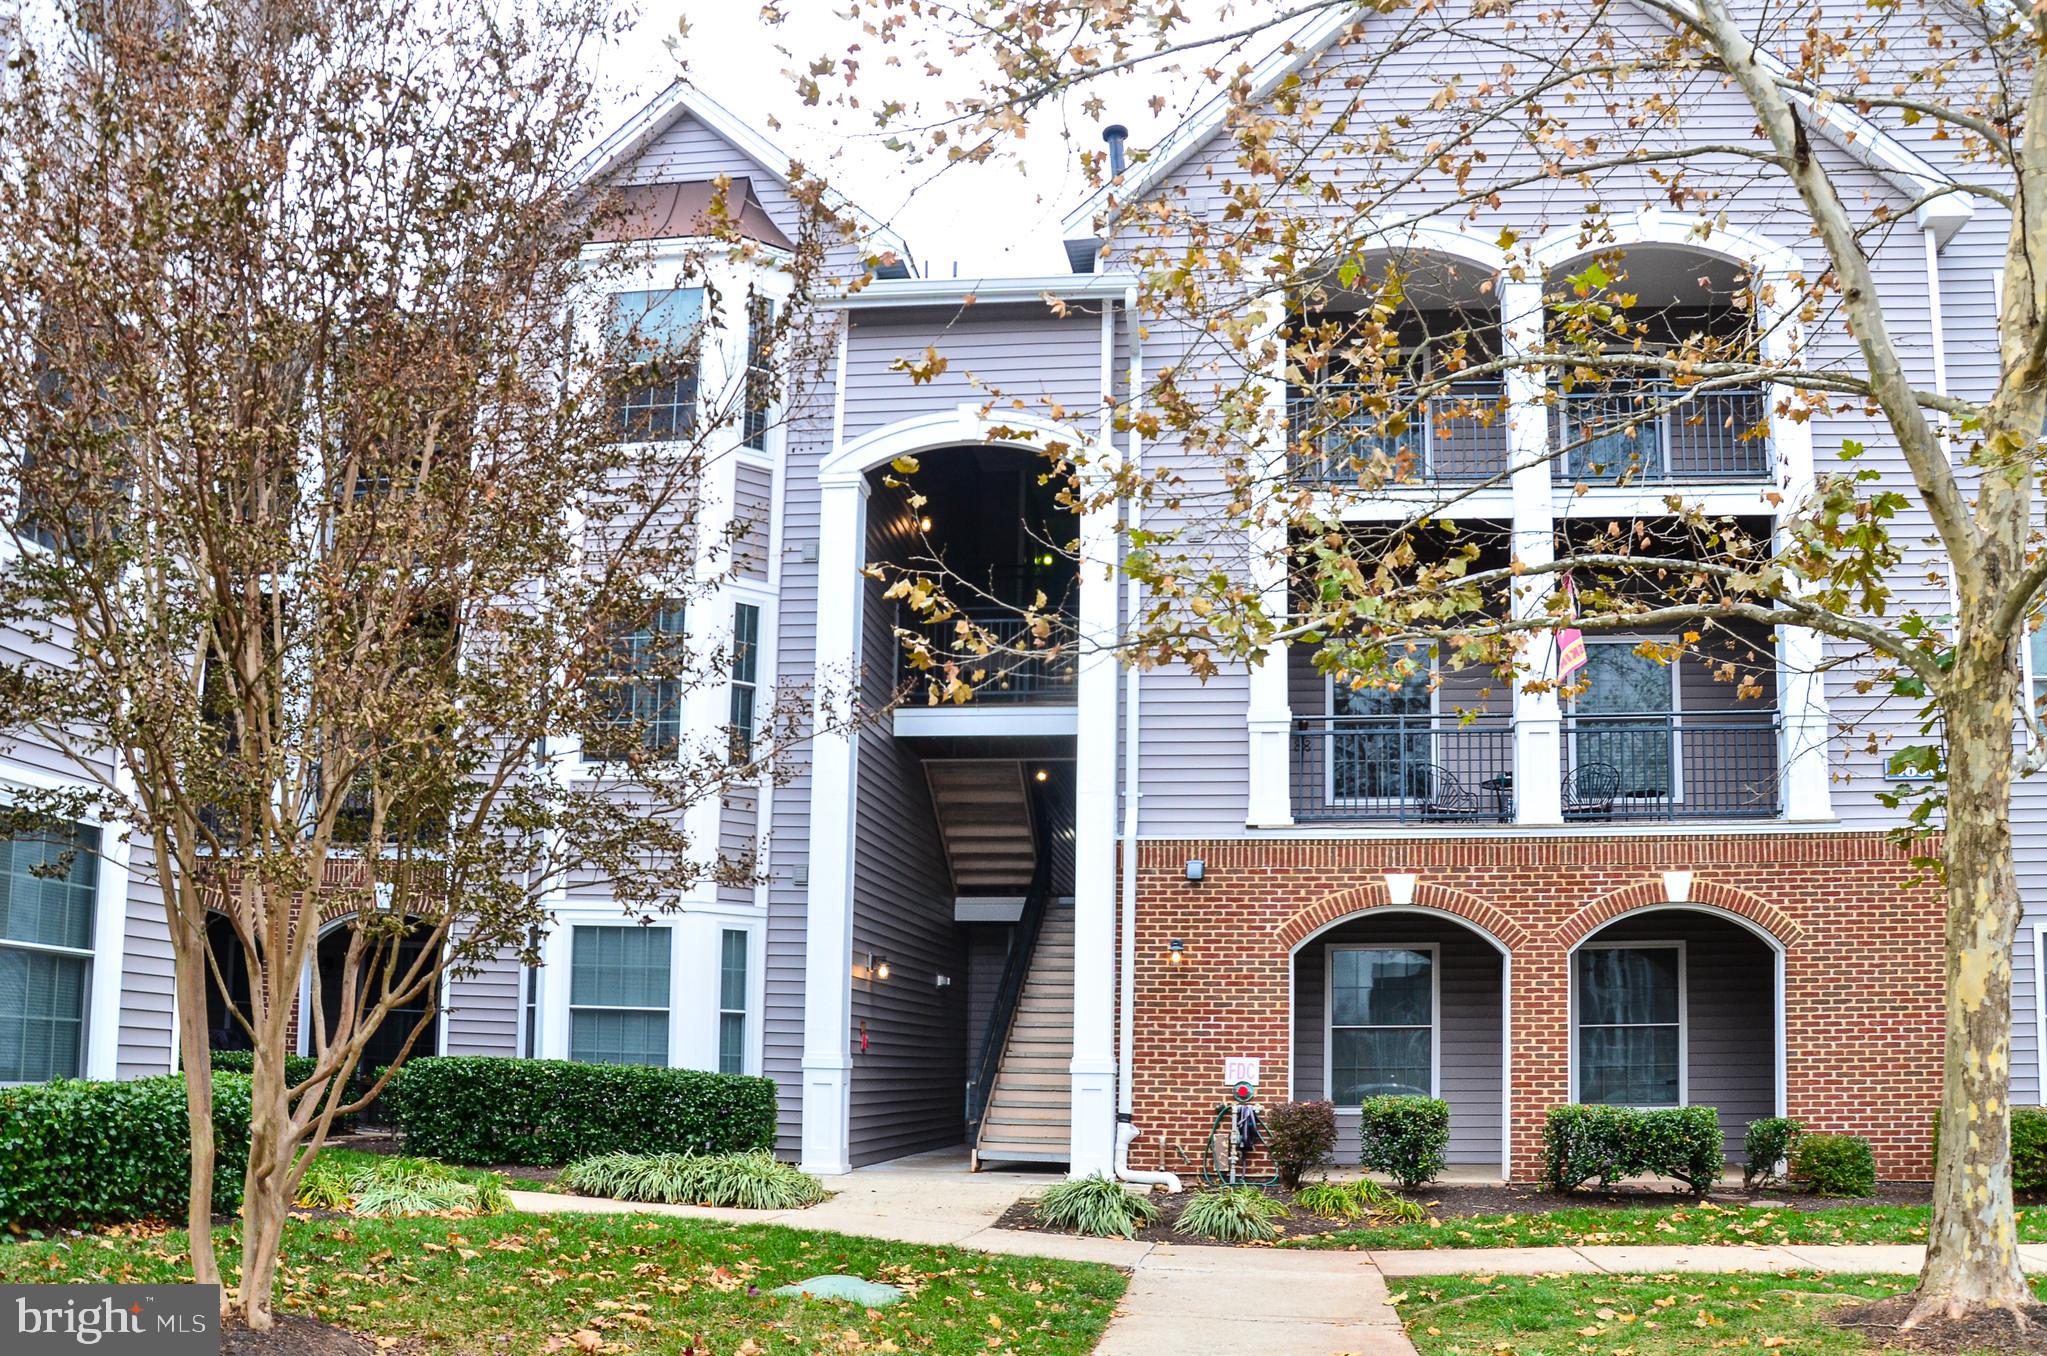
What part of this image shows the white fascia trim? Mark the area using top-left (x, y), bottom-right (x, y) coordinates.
top-left (826, 272), bottom-right (1140, 311)
top-left (892, 705), bottom-right (1079, 738)
top-left (574, 79), bottom-right (915, 269)
top-left (1059, 5), bottom-right (1366, 237)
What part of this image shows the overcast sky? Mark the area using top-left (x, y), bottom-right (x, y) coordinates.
top-left (604, 1), bottom-right (1236, 278)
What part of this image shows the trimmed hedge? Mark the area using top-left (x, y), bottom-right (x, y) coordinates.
top-left (1790, 1132), bottom-right (1876, 1197)
top-left (1933, 1107), bottom-right (2047, 1195)
top-left (1359, 1095), bottom-right (1450, 1188)
top-left (384, 1057), bottom-right (777, 1165)
top-left (1543, 1104), bottom-right (1724, 1197)
top-left (0, 1073), bottom-right (252, 1229)
top-left (210, 1049), bottom-right (319, 1086)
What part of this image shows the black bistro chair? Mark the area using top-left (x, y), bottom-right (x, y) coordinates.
top-left (1561, 761), bottom-right (1622, 821)
top-left (1419, 765), bottom-right (1484, 821)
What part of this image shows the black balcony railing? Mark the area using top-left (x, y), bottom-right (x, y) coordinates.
top-left (1551, 386), bottom-right (1771, 482)
top-left (1560, 709), bottom-right (1781, 821)
top-left (1290, 714), bottom-right (1516, 824)
top-left (1289, 381), bottom-right (1508, 485)
top-left (895, 606), bottom-right (1078, 703)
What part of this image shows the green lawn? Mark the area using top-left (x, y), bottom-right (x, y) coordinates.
top-left (1394, 1272), bottom-right (2045, 1355)
top-left (0, 1211), bottom-right (1126, 1355)
top-left (1290, 1201), bottom-right (2047, 1250)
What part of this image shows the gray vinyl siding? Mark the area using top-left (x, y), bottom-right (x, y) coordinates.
top-left (963, 923), bottom-right (1014, 1071)
top-left (716, 788), bottom-right (761, 910)
top-left (116, 846), bottom-right (175, 1078)
top-left (445, 949), bottom-right (522, 1057)
top-left (846, 497), bottom-right (968, 1166)
top-left (1586, 913), bottom-right (1775, 1162)
top-left (734, 461), bottom-right (773, 583)
top-left (840, 306), bottom-right (1105, 443)
top-left (1293, 914), bottom-right (1503, 1167)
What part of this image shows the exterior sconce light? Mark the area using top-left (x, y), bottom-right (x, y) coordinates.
top-left (1034, 768), bottom-right (1049, 783)
top-left (1166, 938), bottom-right (1186, 966)
top-left (1663, 869), bottom-right (1694, 903)
top-left (1184, 859), bottom-right (1205, 883)
top-left (873, 955), bottom-right (892, 982)
top-left (1383, 871), bottom-right (1420, 906)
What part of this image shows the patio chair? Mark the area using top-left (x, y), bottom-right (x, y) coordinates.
top-left (1561, 761), bottom-right (1622, 820)
top-left (1419, 765), bottom-right (1484, 821)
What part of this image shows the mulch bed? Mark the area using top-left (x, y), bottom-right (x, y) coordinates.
top-left (1834, 1296), bottom-right (2047, 1354)
top-left (992, 1180), bottom-right (1941, 1249)
top-left (221, 1314), bottom-right (381, 1356)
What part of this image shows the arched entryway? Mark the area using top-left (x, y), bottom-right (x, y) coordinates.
top-left (204, 910), bottom-right (256, 1053)
top-left (304, 916), bottom-right (441, 1073)
top-left (1568, 905), bottom-right (1782, 1167)
top-left (1290, 906), bottom-right (1510, 1177)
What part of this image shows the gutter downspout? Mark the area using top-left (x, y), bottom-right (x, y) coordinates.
top-left (1924, 225), bottom-right (1951, 454)
top-left (1112, 282), bottom-right (1180, 1193)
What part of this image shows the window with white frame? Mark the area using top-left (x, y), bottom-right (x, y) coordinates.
top-left (1573, 642), bottom-right (1677, 800)
top-left (1575, 943), bottom-right (1683, 1106)
top-left (609, 289), bottom-right (704, 442)
top-left (0, 822), bottom-right (99, 1083)
top-left (728, 602), bottom-right (760, 764)
top-left (718, 928), bottom-right (748, 1074)
top-left (742, 292), bottom-right (775, 451)
top-left (2029, 624), bottom-right (2047, 722)
top-left (568, 926), bottom-right (670, 1066)
top-left (1328, 945), bottom-right (1434, 1101)
top-left (1328, 669), bottom-right (1432, 802)
top-left (586, 603), bottom-right (687, 761)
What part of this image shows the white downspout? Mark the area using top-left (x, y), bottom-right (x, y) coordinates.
top-left (1112, 283), bottom-right (1180, 1192)
top-left (1924, 225), bottom-right (1951, 455)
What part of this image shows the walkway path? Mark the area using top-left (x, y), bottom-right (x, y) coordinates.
top-left (505, 1155), bottom-right (2047, 1356)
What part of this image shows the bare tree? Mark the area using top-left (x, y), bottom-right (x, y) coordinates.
top-left (0, 0), bottom-right (851, 1327)
top-left (791, 0), bottom-right (2047, 1326)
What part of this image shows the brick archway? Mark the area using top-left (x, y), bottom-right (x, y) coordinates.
top-left (1553, 876), bottom-right (1804, 950)
top-left (1276, 879), bottom-right (1530, 954)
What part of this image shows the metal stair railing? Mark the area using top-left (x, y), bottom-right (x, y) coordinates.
top-left (964, 783), bottom-right (1056, 1143)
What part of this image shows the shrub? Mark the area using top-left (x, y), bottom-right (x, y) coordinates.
top-left (558, 1151), bottom-right (826, 1210)
top-left (1176, 1186), bottom-right (1287, 1243)
top-left (1033, 1174), bottom-right (1162, 1239)
top-left (1359, 1095), bottom-right (1449, 1189)
top-left (1742, 1117), bottom-right (1803, 1189)
top-left (1543, 1105), bottom-right (1725, 1197)
top-left (210, 1049), bottom-right (319, 1086)
top-left (382, 1057), bottom-right (776, 1165)
top-left (1791, 1133), bottom-right (1876, 1197)
top-left (293, 1154), bottom-right (510, 1217)
top-left (1262, 1100), bottom-right (1337, 1190)
top-left (0, 1073), bottom-right (252, 1230)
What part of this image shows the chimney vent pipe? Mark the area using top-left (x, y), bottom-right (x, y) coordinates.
top-left (1102, 124), bottom-right (1129, 178)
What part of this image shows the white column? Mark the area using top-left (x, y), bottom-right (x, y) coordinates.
top-left (1069, 487), bottom-right (1120, 1177)
top-left (799, 472), bottom-right (868, 1176)
top-left (1503, 280), bottom-right (1562, 825)
top-left (1764, 292), bottom-right (1833, 821)
top-left (1245, 291), bottom-right (1295, 827)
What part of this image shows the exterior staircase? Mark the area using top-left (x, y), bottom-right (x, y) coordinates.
top-left (971, 898), bottom-right (1074, 1168)
top-left (923, 760), bottom-right (1038, 894)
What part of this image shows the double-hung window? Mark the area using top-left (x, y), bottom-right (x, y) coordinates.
top-left (728, 602), bottom-right (760, 763)
top-left (1573, 643), bottom-right (1677, 801)
top-left (568, 925), bottom-right (670, 1066)
top-left (742, 293), bottom-right (775, 451)
top-left (1328, 945), bottom-right (1435, 1101)
top-left (718, 929), bottom-right (749, 1074)
top-left (0, 823), bottom-right (99, 1083)
top-left (1328, 670), bottom-right (1432, 803)
top-left (610, 289), bottom-right (704, 442)
top-left (1575, 943), bottom-right (1683, 1106)
top-left (587, 603), bottom-right (686, 761)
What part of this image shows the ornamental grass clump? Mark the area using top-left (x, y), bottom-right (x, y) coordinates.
top-left (1291, 1177), bottom-right (1428, 1225)
top-left (1033, 1174), bottom-right (1162, 1238)
top-left (558, 1150), bottom-right (827, 1210)
top-left (1176, 1185), bottom-right (1288, 1243)
top-left (293, 1155), bottom-right (509, 1217)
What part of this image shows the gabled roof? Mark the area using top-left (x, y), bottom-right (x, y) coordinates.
top-left (578, 80), bottom-right (915, 270)
top-left (1061, 1), bottom-right (1972, 246)
top-left (590, 178), bottom-right (797, 251)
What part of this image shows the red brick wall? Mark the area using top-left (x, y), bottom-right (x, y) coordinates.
top-left (1127, 832), bottom-right (1944, 1182)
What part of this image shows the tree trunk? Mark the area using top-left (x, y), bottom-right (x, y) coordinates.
top-left (236, 1042), bottom-right (297, 1329)
top-left (1910, 673), bottom-right (2032, 1324)
top-left (172, 925), bottom-right (221, 1289)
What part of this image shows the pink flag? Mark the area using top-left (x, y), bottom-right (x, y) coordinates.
top-left (1556, 573), bottom-right (1586, 678)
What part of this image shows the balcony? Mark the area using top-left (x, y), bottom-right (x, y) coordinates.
top-left (1288, 708), bottom-right (1782, 825)
top-left (1288, 381), bottom-right (1507, 486)
top-left (1552, 386), bottom-right (1771, 482)
top-left (895, 606), bottom-right (1077, 704)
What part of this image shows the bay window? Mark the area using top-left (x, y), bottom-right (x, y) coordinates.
top-left (1574, 943), bottom-right (1683, 1106)
top-left (568, 925), bottom-right (670, 1066)
top-left (0, 822), bottom-right (99, 1083)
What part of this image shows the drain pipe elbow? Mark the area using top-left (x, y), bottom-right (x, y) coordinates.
top-left (1114, 1114), bottom-right (1182, 1193)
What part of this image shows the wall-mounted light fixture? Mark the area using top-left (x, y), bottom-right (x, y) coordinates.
top-left (1184, 859), bottom-right (1205, 883)
top-left (1663, 869), bottom-right (1694, 903)
top-left (873, 954), bottom-right (892, 982)
top-left (917, 515), bottom-right (933, 533)
top-left (1383, 871), bottom-right (1420, 906)
top-left (1166, 938), bottom-right (1186, 966)
top-left (1034, 768), bottom-right (1049, 783)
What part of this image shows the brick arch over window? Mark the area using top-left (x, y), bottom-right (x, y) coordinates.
top-left (1276, 880), bottom-right (1530, 955)
top-left (1554, 877), bottom-right (1805, 950)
